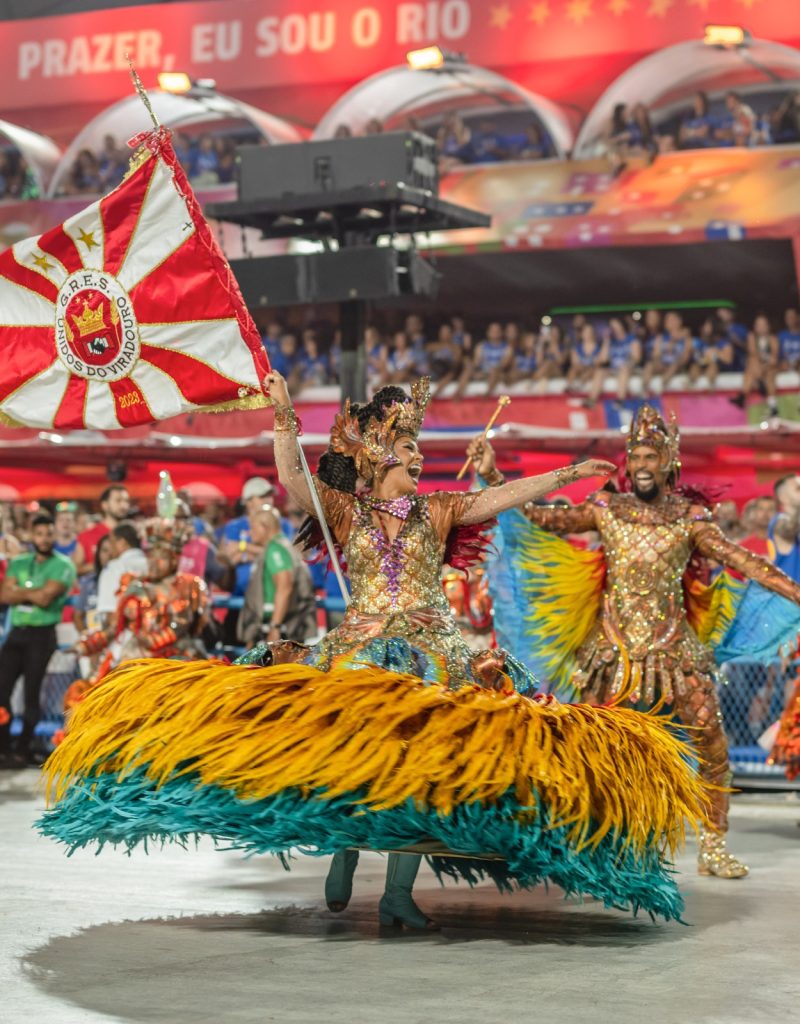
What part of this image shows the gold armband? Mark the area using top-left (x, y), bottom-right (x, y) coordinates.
top-left (273, 405), bottom-right (301, 435)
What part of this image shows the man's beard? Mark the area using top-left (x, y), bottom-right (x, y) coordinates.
top-left (632, 480), bottom-right (662, 503)
top-left (33, 542), bottom-right (54, 556)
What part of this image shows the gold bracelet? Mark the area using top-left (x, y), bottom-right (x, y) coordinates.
top-left (485, 470), bottom-right (505, 487)
top-left (553, 465), bottom-right (580, 488)
top-left (273, 404), bottom-right (300, 435)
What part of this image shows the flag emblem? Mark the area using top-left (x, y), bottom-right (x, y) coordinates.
top-left (56, 270), bottom-right (140, 382)
top-left (0, 130), bottom-right (269, 430)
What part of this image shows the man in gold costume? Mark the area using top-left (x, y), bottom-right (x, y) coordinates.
top-left (469, 406), bottom-right (800, 878)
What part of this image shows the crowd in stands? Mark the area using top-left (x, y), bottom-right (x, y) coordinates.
top-left (57, 132), bottom-right (242, 196)
top-left (333, 114), bottom-right (554, 170)
top-left (607, 89), bottom-right (800, 169)
top-left (11, 84), bottom-right (800, 203)
top-left (263, 306), bottom-right (800, 413)
top-left (0, 148), bottom-right (39, 200)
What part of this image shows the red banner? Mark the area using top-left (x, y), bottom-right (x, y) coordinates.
top-left (0, 0), bottom-right (797, 115)
top-left (0, 130), bottom-right (269, 429)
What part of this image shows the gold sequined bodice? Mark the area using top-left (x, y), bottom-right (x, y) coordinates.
top-left (346, 497), bottom-right (450, 616)
top-left (598, 500), bottom-right (693, 656)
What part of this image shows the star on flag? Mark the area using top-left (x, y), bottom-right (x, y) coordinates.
top-left (0, 132), bottom-right (269, 431)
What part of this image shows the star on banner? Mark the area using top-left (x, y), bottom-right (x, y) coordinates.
top-left (32, 253), bottom-right (55, 273)
top-left (529, 0), bottom-right (551, 24)
top-left (647, 0), bottom-right (673, 15)
top-left (76, 228), bottom-right (99, 250)
top-left (567, 0), bottom-right (593, 24)
top-left (608, 0), bottom-right (631, 13)
top-left (489, 3), bottom-right (513, 27)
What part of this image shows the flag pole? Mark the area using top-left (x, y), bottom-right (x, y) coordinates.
top-left (295, 440), bottom-right (350, 606)
top-left (122, 57), bottom-right (347, 602)
top-left (126, 54), bottom-right (161, 129)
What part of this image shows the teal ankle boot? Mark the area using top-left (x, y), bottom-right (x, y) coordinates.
top-left (325, 850), bottom-right (359, 912)
top-left (378, 853), bottom-right (439, 931)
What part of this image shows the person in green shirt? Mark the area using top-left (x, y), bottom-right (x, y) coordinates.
top-left (0, 513), bottom-right (77, 767)
top-left (238, 506), bottom-right (316, 648)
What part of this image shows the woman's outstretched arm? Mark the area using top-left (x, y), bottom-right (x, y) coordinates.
top-left (457, 435), bottom-right (614, 525)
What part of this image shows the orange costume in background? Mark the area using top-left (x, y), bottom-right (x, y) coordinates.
top-left (769, 644), bottom-right (800, 780)
top-left (66, 559), bottom-right (209, 710)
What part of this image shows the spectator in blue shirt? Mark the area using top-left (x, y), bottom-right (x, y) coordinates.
top-left (364, 326), bottom-right (387, 389)
top-left (455, 321), bottom-right (512, 398)
top-left (606, 316), bottom-right (642, 404)
top-left (688, 316), bottom-right (734, 388)
top-left (295, 330), bottom-right (329, 391)
top-left (768, 475), bottom-right (800, 583)
top-left (272, 333), bottom-right (300, 385)
top-left (404, 315), bottom-right (430, 375)
top-left (643, 312), bottom-right (691, 395)
top-left (513, 122), bottom-right (552, 161)
top-left (778, 307), bottom-right (800, 372)
top-left (466, 119), bottom-right (508, 163)
top-left (190, 134), bottom-right (221, 184)
top-left (716, 308), bottom-right (748, 371)
top-left (678, 92), bottom-right (717, 150)
top-left (566, 323), bottom-right (607, 408)
top-left (261, 321), bottom-right (283, 365)
top-left (504, 330), bottom-right (539, 386)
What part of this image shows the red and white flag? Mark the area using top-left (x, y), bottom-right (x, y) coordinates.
top-left (0, 129), bottom-right (270, 430)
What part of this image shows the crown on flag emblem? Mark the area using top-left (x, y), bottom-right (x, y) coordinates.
top-left (71, 299), bottom-right (108, 338)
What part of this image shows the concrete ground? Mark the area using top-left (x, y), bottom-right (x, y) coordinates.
top-left (2, 771), bottom-right (798, 1024)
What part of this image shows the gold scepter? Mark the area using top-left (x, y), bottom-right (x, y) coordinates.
top-left (456, 395), bottom-right (511, 481)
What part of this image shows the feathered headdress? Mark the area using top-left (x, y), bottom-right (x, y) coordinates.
top-left (626, 404), bottom-right (681, 477)
top-left (329, 378), bottom-right (431, 483)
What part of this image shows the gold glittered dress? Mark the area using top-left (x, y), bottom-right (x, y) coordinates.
top-left (242, 480), bottom-right (524, 691)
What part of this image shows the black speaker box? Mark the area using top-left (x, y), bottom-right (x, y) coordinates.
top-left (237, 132), bottom-right (438, 201)
top-left (230, 248), bottom-right (440, 307)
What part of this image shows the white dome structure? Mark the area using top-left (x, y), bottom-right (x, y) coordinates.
top-left (0, 119), bottom-right (61, 198)
top-left (314, 62), bottom-right (574, 158)
top-left (49, 88), bottom-right (303, 197)
top-left (575, 37), bottom-right (800, 156)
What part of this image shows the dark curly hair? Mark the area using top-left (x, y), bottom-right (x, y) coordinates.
top-left (317, 386), bottom-right (410, 494)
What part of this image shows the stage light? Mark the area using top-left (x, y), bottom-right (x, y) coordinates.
top-left (406, 46), bottom-right (446, 70)
top-left (703, 25), bottom-right (750, 48)
top-left (632, 311), bottom-right (642, 321)
top-left (158, 71), bottom-right (192, 93)
top-left (541, 315), bottom-right (552, 326)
